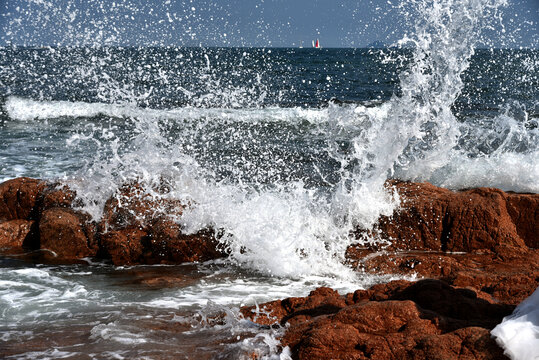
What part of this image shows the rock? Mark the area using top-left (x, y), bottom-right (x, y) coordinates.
top-left (346, 248), bottom-right (539, 305)
top-left (360, 181), bottom-right (537, 253)
top-left (0, 219), bottom-right (37, 252)
top-left (38, 208), bottom-right (98, 259)
top-left (505, 193), bottom-right (539, 248)
top-left (99, 228), bottom-right (148, 265)
top-left (97, 182), bottom-right (224, 265)
top-left (0, 177), bottom-right (45, 221)
top-left (145, 219), bottom-right (225, 264)
top-left (37, 182), bottom-right (78, 212)
top-left (0, 178), bottom-right (223, 265)
top-left (99, 182), bottom-right (185, 233)
top-left (99, 219), bottom-right (225, 266)
top-left (347, 181), bottom-right (539, 305)
top-left (117, 266), bottom-right (203, 288)
top-left (243, 280), bottom-right (511, 360)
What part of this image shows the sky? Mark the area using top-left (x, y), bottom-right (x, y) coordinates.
top-left (0, 0), bottom-right (537, 48)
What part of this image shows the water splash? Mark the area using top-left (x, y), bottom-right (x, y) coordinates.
top-left (2, 0), bottom-right (536, 281)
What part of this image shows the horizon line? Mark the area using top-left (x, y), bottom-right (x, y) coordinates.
top-left (0, 44), bottom-right (537, 50)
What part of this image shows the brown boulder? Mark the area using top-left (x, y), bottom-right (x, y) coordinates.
top-left (347, 181), bottom-right (539, 305)
top-left (0, 177), bottom-right (45, 221)
top-left (97, 182), bottom-right (223, 265)
top-left (0, 219), bottom-right (37, 252)
top-left (361, 181), bottom-right (537, 253)
top-left (346, 248), bottom-right (539, 305)
top-left (99, 219), bottom-right (225, 265)
top-left (243, 280), bottom-right (511, 360)
top-left (37, 182), bottom-right (78, 212)
top-left (145, 219), bottom-right (225, 264)
top-left (505, 193), bottom-right (539, 248)
top-left (0, 178), bottom-right (224, 265)
top-left (99, 228), bottom-right (148, 265)
top-left (99, 182), bottom-right (185, 232)
top-left (38, 208), bottom-right (98, 259)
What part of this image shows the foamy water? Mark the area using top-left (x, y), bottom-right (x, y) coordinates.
top-left (492, 287), bottom-right (539, 360)
top-left (1, 0), bottom-right (538, 358)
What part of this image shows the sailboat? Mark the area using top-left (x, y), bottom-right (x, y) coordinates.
top-left (312, 39), bottom-right (321, 49)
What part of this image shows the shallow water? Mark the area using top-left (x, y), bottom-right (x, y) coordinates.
top-left (0, 257), bottom-right (408, 359)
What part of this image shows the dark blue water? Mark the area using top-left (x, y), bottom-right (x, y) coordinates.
top-left (1, 47), bottom-right (536, 113)
top-left (0, 47), bottom-right (537, 186)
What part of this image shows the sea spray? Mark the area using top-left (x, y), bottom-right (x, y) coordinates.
top-left (1, 0), bottom-right (537, 359)
top-left (4, 0), bottom-right (531, 280)
top-left (327, 0), bottom-right (513, 243)
top-left (391, 0), bottom-right (538, 189)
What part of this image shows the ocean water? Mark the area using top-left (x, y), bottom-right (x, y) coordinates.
top-left (1, 0), bottom-right (538, 358)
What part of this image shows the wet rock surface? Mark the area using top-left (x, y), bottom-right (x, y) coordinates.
top-left (347, 181), bottom-right (539, 305)
top-left (0, 219), bottom-right (37, 252)
top-left (239, 181), bottom-right (538, 359)
top-left (0, 178), bottom-right (226, 265)
top-left (345, 248), bottom-right (539, 305)
top-left (39, 207), bottom-right (99, 259)
top-left (242, 280), bottom-right (512, 360)
top-left (0, 177), bottom-right (45, 221)
top-left (1, 177), bottom-right (537, 359)
top-left (356, 181), bottom-right (537, 253)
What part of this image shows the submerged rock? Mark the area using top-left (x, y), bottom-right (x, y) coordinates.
top-left (242, 279), bottom-right (512, 360)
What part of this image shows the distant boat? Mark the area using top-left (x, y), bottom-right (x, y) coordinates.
top-left (299, 40), bottom-right (303, 48)
top-left (312, 39), bottom-right (321, 49)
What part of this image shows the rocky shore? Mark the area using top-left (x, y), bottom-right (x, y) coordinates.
top-left (0, 177), bottom-right (225, 264)
top-left (1, 177), bottom-right (537, 359)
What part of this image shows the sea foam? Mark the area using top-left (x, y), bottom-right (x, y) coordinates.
top-left (491, 287), bottom-right (539, 360)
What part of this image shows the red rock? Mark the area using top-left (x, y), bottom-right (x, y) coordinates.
top-left (505, 193), bottom-right (539, 248)
top-left (145, 218), bottom-right (225, 264)
top-left (37, 182), bottom-right (78, 211)
top-left (0, 177), bottom-right (45, 221)
top-left (99, 182), bottom-right (185, 232)
top-left (243, 280), bottom-right (511, 360)
top-left (99, 228), bottom-right (148, 265)
top-left (99, 218), bottom-right (225, 266)
top-left (361, 181), bottom-right (537, 253)
top-left (96, 182), bottom-right (223, 265)
top-left (38, 208), bottom-right (98, 259)
top-left (0, 219), bottom-right (37, 251)
top-left (345, 248), bottom-right (539, 305)
top-left (119, 266), bottom-right (203, 288)
top-left (346, 181), bottom-right (539, 306)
